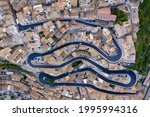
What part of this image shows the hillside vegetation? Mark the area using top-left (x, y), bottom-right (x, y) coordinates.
top-left (128, 0), bottom-right (150, 75)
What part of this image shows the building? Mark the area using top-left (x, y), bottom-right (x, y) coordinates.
top-left (8, 46), bottom-right (28, 64)
top-left (114, 20), bottom-right (132, 38)
top-left (102, 28), bottom-right (112, 43)
top-left (130, 3), bottom-right (139, 24)
top-left (97, 7), bottom-right (116, 21)
top-left (120, 35), bottom-right (136, 63)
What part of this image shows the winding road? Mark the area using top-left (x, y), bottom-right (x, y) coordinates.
top-left (18, 18), bottom-right (109, 31)
top-left (27, 40), bottom-right (137, 95)
top-left (27, 19), bottom-right (138, 95)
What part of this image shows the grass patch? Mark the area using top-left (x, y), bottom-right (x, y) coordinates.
top-left (44, 77), bottom-right (55, 84)
top-left (72, 60), bottom-right (83, 68)
top-left (0, 60), bottom-right (32, 75)
top-left (109, 84), bottom-right (115, 89)
top-left (111, 8), bottom-right (128, 25)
